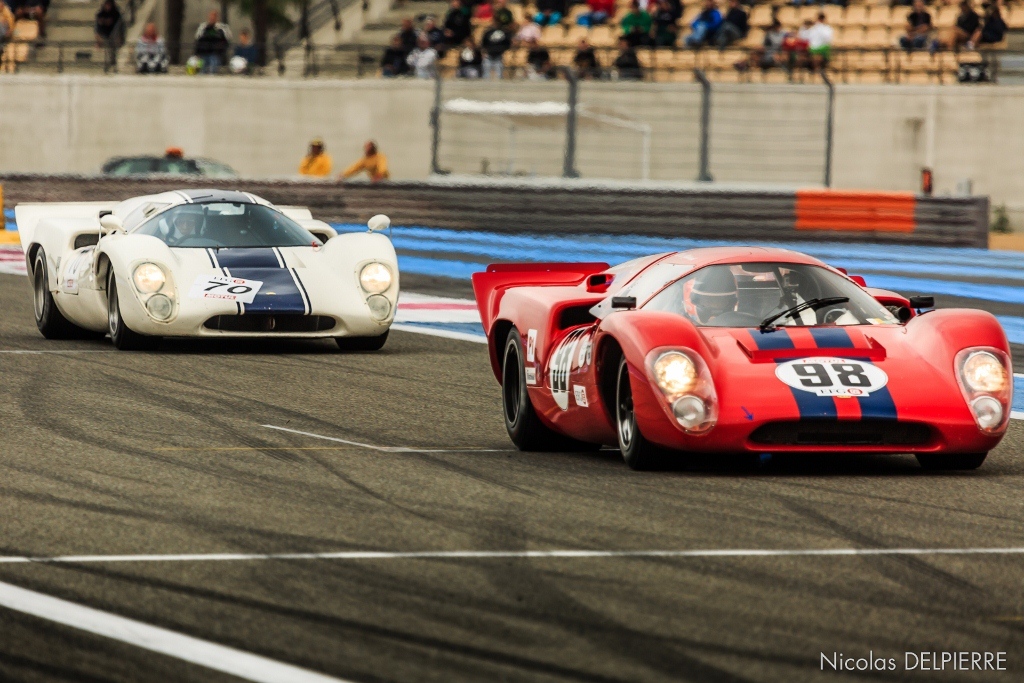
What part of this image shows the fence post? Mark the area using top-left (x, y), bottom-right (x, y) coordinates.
top-left (822, 72), bottom-right (835, 188)
top-left (694, 69), bottom-right (713, 182)
top-left (560, 67), bottom-right (580, 178)
top-left (430, 72), bottom-right (443, 175)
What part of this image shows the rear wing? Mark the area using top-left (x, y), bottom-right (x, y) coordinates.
top-left (13, 202), bottom-right (114, 253)
top-left (472, 262), bottom-right (609, 335)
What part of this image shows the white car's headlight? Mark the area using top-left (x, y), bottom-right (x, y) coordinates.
top-left (961, 351), bottom-right (1007, 393)
top-left (133, 263), bottom-right (166, 293)
top-left (652, 352), bottom-right (697, 396)
top-left (359, 262), bottom-right (392, 294)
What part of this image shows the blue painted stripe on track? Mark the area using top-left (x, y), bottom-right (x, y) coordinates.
top-left (997, 316), bottom-right (1024, 346)
top-left (859, 274), bottom-right (1024, 306)
top-left (1014, 376), bottom-right (1024, 414)
top-left (397, 321), bottom-right (486, 337)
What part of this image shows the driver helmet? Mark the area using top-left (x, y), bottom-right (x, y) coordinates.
top-left (690, 267), bottom-right (738, 323)
top-left (172, 205), bottom-right (204, 238)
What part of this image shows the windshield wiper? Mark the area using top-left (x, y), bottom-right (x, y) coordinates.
top-left (759, 297), bottom-right (850, 332)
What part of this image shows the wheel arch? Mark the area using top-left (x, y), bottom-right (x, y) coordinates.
top-left (596, 333), bottom-right (624, 428)
top-left (490, 318), bottom-right (515, 380)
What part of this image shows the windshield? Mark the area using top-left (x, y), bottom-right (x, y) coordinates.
top-left (643, 263), bottom-right (898, 328)
top-left (134, 202), bottom-right (321, 248)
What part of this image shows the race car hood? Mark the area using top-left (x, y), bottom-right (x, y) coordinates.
top-left (703, 324), bottom-right (966, 424)
top-left (181, 246), bottom-right (312, 314)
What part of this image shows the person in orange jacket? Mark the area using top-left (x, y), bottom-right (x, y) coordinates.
top-left (340, 141), bottom-right (390, 182)
top-left (299, 138), bottom-right (333, 177)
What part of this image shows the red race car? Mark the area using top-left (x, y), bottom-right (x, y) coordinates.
top-left (472, 247), bottom-right (1012, 470)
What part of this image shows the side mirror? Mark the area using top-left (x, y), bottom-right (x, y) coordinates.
top-left (908, 295), bottom-right (934, 310)
top-left (367, 214), bottom-right (391, 233)
top-left (99, 213), bottom-right (124, 235)
top-left (611, 296), bottom-right (636, 310)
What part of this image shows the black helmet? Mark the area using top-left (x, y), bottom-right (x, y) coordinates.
top-left (691, 266), bottom-right (738, 322)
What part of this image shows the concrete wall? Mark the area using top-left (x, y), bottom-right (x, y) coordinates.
top-left (0, 76), bottom-right (1021, 226)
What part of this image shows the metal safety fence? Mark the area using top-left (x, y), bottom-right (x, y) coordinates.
top-left (430, 69), bottom-right (835, 186)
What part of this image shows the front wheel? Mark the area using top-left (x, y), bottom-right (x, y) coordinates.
top-left (616, 356), bottom-right (665, 470)
top-left (107, 269), bottom-right (159, 351)
top-left (916, 452), bottom-right (987, 471)
top-left (336, 330), bottom-right (389, 351)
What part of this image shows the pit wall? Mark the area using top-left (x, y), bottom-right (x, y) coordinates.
top-left (0, 177), bottom-right (989, 247)
top-left (0, 76), bottom-right (1018, 228)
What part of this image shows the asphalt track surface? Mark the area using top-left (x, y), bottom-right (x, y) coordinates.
top-left (3, 271), bottom-right (1024, 683)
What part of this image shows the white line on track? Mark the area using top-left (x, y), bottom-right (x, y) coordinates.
top-left (0, 580), bottom-right (351, 683)
top-left (261, 424), bottom-right (508, 453)
top-left (390, 323), bottom-right (487, 344)
top-left (2, 547), bottom-right (1024, 565)
top-left (0, 349), bottom-right (111, 354)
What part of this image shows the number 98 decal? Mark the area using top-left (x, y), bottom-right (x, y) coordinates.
top-left (775, 357), bottom-right (888, 397)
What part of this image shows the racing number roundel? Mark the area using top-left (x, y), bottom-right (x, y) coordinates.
top-left (775, 357), bottom-right (888, 398)
top-left (549, 329), bottom-right (589, 410)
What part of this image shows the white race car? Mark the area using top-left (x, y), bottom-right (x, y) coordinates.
top-left (16, 189), bottom-right (399, 350)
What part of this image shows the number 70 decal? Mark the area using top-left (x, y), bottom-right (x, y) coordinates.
top-left (188, 275), bottom-right (264, 304)
top-left (775, 357), bottom-right (888, 397)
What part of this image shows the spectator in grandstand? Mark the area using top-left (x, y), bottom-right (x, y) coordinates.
top-left (381, 35), bottom-right (409, 76)
top-left (407, 34), bottom-right (438, 78)
top-left (398, 17), bottom-right (418, 53)
top-left (94, 0), bottom-right (123, 50)
top-left (734, 17), bottom-right (786, 71)
top-left (479, 0), bottom-right (514, 27)
top-left (534, 0), bottom-right (565, 27)
top-left (233, 28), bottom-right (259, 69)
top-left (341, 141), bottom-right (390, 182)
top-left (899, 0), bottom-right (932, 50)
top-left (979, 2), bottom-right (1007, 46)
top-left (804, 12), bottom-right (832, 70)
top-left (651, 0), bottom-right (679, 46)
top-left (481, 19), bottom-right (512, 78)
top-left (421, 16), bottom-right (446, 54)
top-left (940, 0), bottom-right (981, 50)
top-left (456, 35), bottom-right (482, 77)
top-left (443, 0), bottom-right (472, 47)
top-left (515, 19), bottom-right (542, 44)
top-left (577, 0), bottom-right (614, 27)
top-left (716, 0), bottom-right (749, 48)
top-left (0, 2), bottom-right (15, 49)
top-left (684, 0), bottom-right (722, 48)
top-left (11, 0), bottom-right (45, 42)
top-left (194, 10), bottom-right (231, 73)
top-left (299, 138), bottom-right (332, 178)
top-left (134, 22), bottom-right (167, 74)
top-left (613, 37), bottom-right (643, 79)
top-left (525, 36), bottom-right (555, 79)
top-left (573, 37), bottom-right (601, 78)
top-left (621, 1), bottom-right (653, 47)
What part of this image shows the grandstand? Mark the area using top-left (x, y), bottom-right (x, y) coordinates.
top-left (0, 0), bottom-right (1022, 81)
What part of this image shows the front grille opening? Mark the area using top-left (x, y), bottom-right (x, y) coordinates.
top-left (750, 420), bottom-right (932, 446)
top-left (204, 315), bottom-right (336, 333)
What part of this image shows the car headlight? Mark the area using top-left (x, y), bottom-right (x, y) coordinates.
top-left (961, 351), bottom-right (1007, 393)
top-left (652, 352), bottom-right (697, 396)
top-left (359, 262), bottom-right (392, 294)
top-left (133, 263), bottom-right (165, 293)
top-left (146, 294), bottom-right (174, 321)
top-left (366, 294), bottom-right (392, 321)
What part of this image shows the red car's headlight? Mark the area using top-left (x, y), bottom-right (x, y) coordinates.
top-left (646, 348), bottom-right (718, 434)
top-left (955, 347), bottom-right (1012, 433)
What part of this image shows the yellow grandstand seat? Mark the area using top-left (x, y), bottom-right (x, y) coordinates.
top-left (797, 6), bottom-right (819, 25)
top-left (590, 25), bottom-right (616, 47)
top-left (935, 6), bottom-right (957, 29)
top-left (889, 6), bottom-right (912, 29)
top-left (743, 27), bottom-right (764, 49)
top-left (821, 6), bottom-right (844, 26)
top-left (542, 24), bottom-right (569, 46)
top-left (866, 5), bottom-right (891, 27)
top-left (844, 5), bottom-right (869, 29)
top-left (775, 6), bottom-right (798, 29)
top-left (833, 27), bottom-right (861, 48)
top-left (862, 26), bottom-right (893, 48)
top-left (670, 48), bottom-right (698, 71)
top-left (565, 25), bottom-right (589, 45)
top-left (1008, 6), bottom-right (1024, 30)
top-left (568, 5), bottom-right (588, 23)
top-left (749, 4), bottom-right (772, 28)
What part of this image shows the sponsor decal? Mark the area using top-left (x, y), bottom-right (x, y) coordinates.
top-left (573, 385), bottom-right (588, 408)
top-left (189, 275), bottom-right (263, 304)
top-left (61, 251), bottom-right (90, 294)
top-left (525, 367), bottom-right (537, 385)
top-left (775, 357), bottom-right (888, 398)
top-left (526, 329), bottom-right (537, 362)
top-left (549, 328), bottom-right (589, 410)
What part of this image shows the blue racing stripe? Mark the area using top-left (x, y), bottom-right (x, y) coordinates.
top-left (234, 269), bottom-right (307, 314)
top-left (808, 327), bottom-right (855, 349)
top-left (749, 330), bottom-right (838, 420)
top-left (215, 249), bottom-right (282, 269)
top-left (848, 357), bottom-right (898, 420)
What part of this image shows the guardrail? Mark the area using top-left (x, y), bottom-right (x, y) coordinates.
top-left (0, 175), bottom-right (989, 247)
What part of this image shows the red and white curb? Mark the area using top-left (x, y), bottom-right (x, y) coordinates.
top-left (0, 245), bottom-right (25, 277)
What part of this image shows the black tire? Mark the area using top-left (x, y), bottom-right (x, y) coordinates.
top-left (107, 269), bottom-right (159, 351)
top-left (916, 452), bottom-right (987, 471)
top-left (31, 249), bottom-right (92, 339)
top-left (616, 355), bottom-right (666, 470)
top-left (501, 326), bottom-right (599, 452)
top-left (336, 330), bottom-right (389, 351)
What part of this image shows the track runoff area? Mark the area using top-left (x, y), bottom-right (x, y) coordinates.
top-left (1, 232), bottom-right (1024, 682)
